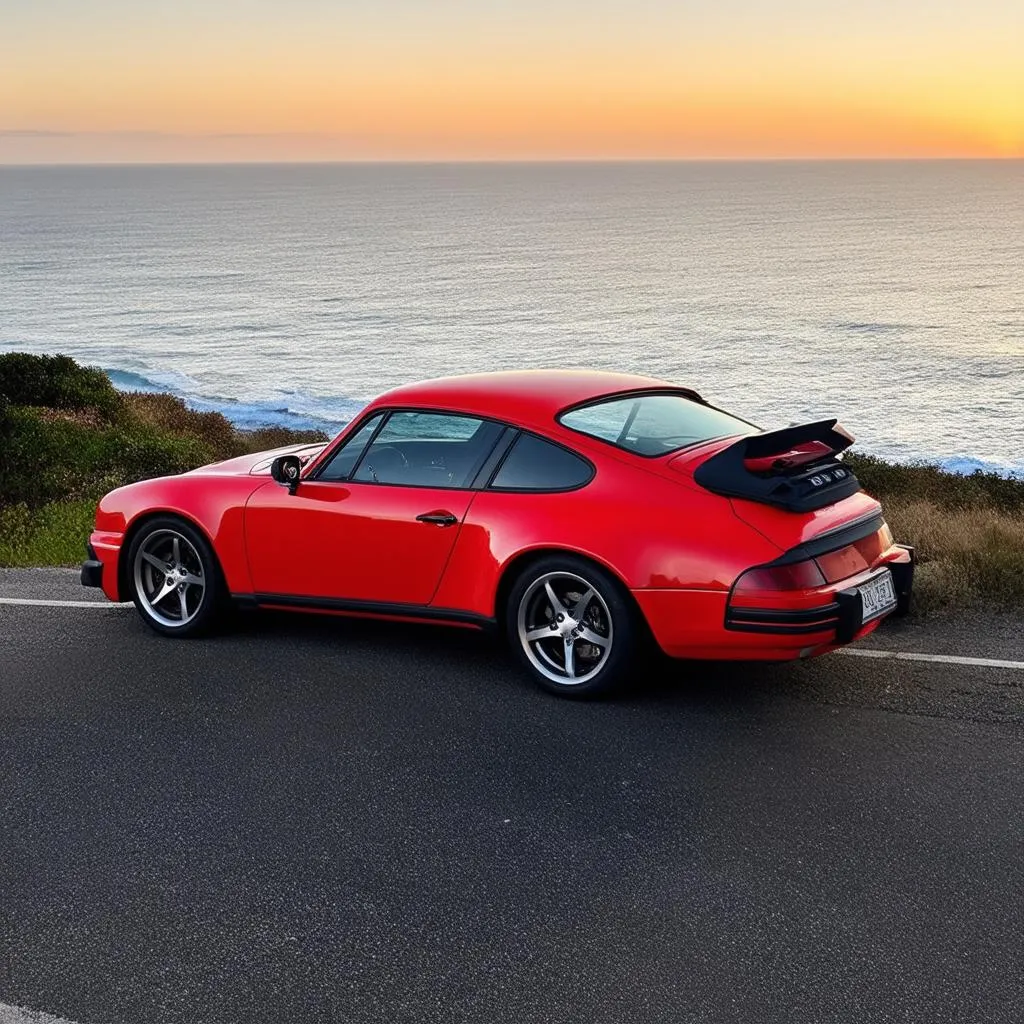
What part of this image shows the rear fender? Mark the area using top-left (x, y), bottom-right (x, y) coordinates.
top-left (431, 468), bottom-right (784, 619)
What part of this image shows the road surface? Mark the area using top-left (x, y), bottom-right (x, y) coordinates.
top-left (1, 570), bottom-right (1021, 1024)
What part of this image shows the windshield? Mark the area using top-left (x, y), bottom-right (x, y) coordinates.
top-left (559, 392), bottom-right (755, 458)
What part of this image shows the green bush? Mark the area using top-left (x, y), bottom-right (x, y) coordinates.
top-left (104, 426), bottom-right (214, 483)
top-left (0, 499), bottom-right (97, 567)
top-left (0, 352), bottom-right (123, 422)
top-left (0, 406), bottom-right (214, 508)
top-left (0, 353), bottom-right (333, 513)
top-left (0, 353), bottom-right (334, 566)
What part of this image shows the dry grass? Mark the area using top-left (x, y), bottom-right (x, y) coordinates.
top-left (242, 425), bottom-right (328, 451)
top-left (883, 499), bottom-right (1024, 612)
top-left (847, 452), bottom-right (1024, 515)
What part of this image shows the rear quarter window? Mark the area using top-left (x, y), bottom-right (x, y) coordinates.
top-left (490, 433), bottom-right (592, 492)
top-left (559, 392), bottom-right (753, 457)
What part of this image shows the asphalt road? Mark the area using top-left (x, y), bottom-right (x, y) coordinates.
top-left (1, 575), bottom-right (1022, 1024)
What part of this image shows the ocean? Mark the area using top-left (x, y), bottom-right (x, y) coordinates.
top-left (1, 161), bottom-right (1021, 475)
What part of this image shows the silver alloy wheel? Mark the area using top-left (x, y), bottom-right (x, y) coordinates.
top-left (132, 529), bottom-right (207, 629)
top-left (517, 571), bottom-right (614, 685)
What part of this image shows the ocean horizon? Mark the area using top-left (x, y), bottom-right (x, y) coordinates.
top-left (2, 160), bottom-right (1022, 476)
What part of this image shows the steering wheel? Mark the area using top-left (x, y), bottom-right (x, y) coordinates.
top-left (364, 445), bottom-right (409, 483)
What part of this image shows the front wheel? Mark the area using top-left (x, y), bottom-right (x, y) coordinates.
top-left (506, 556), bottom-right (638, 697)
top-left (127, 516), bottom-right (222, 637)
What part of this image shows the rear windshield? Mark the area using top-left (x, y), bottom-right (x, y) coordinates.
top-left (559, 392), bottom-right (754, 458)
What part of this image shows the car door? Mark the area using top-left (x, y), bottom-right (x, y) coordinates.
top-left (243, 410), bottom-right (505, 607)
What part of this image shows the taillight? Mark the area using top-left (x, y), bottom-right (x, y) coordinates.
top-left (734, 522), bottom-right (898, 594)
top-left (733, 559), bottom-right (826, 595)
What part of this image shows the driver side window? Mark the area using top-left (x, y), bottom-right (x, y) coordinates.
top-left (317, 413), bottom-right (384, 481)
top-left (353, 411), bottom-right (503, 488)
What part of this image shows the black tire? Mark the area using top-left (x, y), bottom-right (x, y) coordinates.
top-left (505, 554), bottom-right (638, 698)
top-left (125, 515), bottom-right (223, 637)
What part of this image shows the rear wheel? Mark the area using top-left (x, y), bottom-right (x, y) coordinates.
top-left (127, 516), bottom-right (222, 637)
top-left (506, 555), bottom-right (637, 697)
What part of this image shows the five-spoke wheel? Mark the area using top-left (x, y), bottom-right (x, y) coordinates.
top-left (127, 517), bottom-right (221, 636)
top-left (507, 556), bottom-right (636, 696)
top-left (517, 571), bottom-right (614, 685)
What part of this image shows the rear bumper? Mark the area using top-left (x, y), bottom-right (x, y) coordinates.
top-left (725, 545), bottom-right (916, 643)
top-left (889, 545), bottom-right (916, 614)
top-left (725, 599), bottom-right (844, 635)
top-left (634, 544), bottom-right (915, 661)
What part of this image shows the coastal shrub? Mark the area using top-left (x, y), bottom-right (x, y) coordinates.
top-left (123, 392), bottom-right (243, 460)
top-left (1, 407), bottom-right (105, 506)
top-left (121, 393), bottom-right (328, 458)
top-left (242, 425), bottom-right (330, 451)
top-left (0, 406), bottom-right (213, 507)
top-left (105, 427), bottom-right (214, 483)
top-left (0, 352), bottom-right (123, 422)
top-left (846, 452), bottom-right (1024, 515)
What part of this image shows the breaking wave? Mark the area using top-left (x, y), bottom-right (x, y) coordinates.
top-left (103, 368), bottom-right (363, 435)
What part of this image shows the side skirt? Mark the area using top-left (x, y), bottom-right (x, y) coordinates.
top-left (233, 593), bottom-right (495, 631)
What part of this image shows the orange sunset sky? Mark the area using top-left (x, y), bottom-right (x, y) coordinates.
top-left (1, 0), bottom-right (1022, 163)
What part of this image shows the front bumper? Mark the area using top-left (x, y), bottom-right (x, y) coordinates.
top-left (81, 542), bottom-right (104, 588)
top-left (80, 530), bottom-right (126, 601)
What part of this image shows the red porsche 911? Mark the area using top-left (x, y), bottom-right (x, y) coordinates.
top-left (82, 371), bottom-right (914, 696)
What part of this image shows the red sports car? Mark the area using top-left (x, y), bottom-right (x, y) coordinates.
top-left (82, 371), bottom-right (914, 696)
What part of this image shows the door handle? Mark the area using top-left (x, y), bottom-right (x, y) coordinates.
top-left (416, 510), bottom-right (459, 527)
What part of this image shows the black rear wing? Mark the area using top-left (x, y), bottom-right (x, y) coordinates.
top-left (693, 419), bottom-right (861, 512)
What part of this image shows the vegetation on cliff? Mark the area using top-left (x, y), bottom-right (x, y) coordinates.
top-left (0, 353), bottom-right (325, 565)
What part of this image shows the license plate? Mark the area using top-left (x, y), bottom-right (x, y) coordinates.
top-left (858, 569), bottom-right (898, 624)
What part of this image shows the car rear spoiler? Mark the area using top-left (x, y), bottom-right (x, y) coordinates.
top-left (693, 419), bottom-right (861, 512)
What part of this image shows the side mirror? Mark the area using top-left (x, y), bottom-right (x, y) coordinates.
top-left (270, 454), bottom-right (303, 494)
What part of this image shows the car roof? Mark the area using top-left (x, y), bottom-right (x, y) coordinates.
top-left (369, 370), bottom-right (703, 432)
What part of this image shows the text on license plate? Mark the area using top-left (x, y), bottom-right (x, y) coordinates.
top-left (858, 570), bottom-right (897, 624)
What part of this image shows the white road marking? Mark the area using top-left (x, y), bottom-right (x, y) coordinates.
top-left (0, 597), bottom-right (131, 609)
top-left (0, 1003), bottom-right (89, 1024)
top-left (840, 648), bottom-right (1024, 671)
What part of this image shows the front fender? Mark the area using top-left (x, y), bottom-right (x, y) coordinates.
top-left (93, 473), bottom-right (265, 597)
